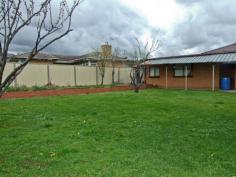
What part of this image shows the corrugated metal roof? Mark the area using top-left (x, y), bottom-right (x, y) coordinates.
top-left (145, 53), bottom-right (236, 65)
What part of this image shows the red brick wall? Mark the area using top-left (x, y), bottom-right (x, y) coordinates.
top-left (145, 64), bottom-right (220, 90)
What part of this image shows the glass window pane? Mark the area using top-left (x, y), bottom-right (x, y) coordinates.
top-left (150, 66), bottom-right (159, 77)
top-left (150, 67), bottom-right (155, 77)
top-left (175, 69), bottom-right (184, 76)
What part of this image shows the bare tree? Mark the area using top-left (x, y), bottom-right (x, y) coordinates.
top-left (0, 0), bottom-right (82, 96)
top-left (98, 57), bottom-right (106, 86)
top-left (130, 38), bottom-right (159, 92)
top-left (111, 48), bottom-right (121, 84)
top-left (92, 48), bottom-right (106, 86)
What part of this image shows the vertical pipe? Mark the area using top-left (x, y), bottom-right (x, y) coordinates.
top-left (165, 65), bottom-right (168, 89)
top-left (212, 64), bottom-right (215, 91)
top-left (74, 65), bottom-right (77, 86)
top-left (185, 65), bottom-right (188, 90)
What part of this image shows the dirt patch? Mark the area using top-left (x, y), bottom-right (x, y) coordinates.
top-left (1, 85), bottom-right (151, 100)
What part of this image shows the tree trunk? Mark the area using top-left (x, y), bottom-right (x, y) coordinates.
top-left (101, 77), bottom-right (104, 86)
top-left (134, 85), bottom-right (140, 93)
top-left (112, 67), bottom-right (115, 84)
top-left (0, 88), bottom-right (4, 97)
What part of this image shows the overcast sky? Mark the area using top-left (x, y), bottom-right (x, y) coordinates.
top-left (9, 0), bottom-right (236, 57)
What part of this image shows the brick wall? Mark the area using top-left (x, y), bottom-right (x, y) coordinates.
top-left (145, 63), bottom-right (220, 90)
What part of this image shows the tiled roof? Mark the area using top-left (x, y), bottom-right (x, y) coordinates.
top-left (14, 52), bottom-right (59, 60)
top-left (203, 43), bottom-right (236, 54)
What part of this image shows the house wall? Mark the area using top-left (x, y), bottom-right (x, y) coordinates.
top-left (145, 63), bottom-right (220, 90)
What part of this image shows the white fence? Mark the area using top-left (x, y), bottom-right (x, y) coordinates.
top-left (3, 63), bottom-right (132, 87)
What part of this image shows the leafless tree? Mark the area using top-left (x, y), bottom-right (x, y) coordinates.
top-left (0, 0), bottom-right (82, 96)
top-left (92, 48), bottom-right (106, 86)
top-left (98, 57), bottom-right (106, 86)
top-left (111, 47), bottom-right (121, 84)
top-left (130, 38), bottom-right (159, 92)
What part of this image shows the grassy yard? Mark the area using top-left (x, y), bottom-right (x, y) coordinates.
top-left (0, 89), bottom-right (236, 177)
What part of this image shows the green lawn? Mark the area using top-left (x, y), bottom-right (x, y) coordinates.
top-left (0, 89), bottom-right (236, 177)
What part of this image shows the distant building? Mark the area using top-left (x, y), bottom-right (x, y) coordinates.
top-left (7, 53), bottom-right (15, 61)
top-left (11, 44), bottom-right (135, 68)
top-left (11, 52), bottom-right (59, 64)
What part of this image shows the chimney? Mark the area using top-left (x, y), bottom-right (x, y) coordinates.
top-left (101, 42), bottom-right (112, 59)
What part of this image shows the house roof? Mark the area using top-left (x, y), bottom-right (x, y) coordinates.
top-left (146, 43), bottom-right (236, 65)
top-left (13, 52), bottom-right (129, 64)
top-left (146, 52), bottom-right (236, 65)
top-left (7, 53), bottom-right (15, 58)
top-left (54, 52), bottom-right (129, 64)
top-left (202, 43), bottom-right (236, 54)
top-left (13, 52), bottom-right (59, 61)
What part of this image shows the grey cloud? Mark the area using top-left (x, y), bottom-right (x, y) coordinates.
top-left (8, 0), bottom-right (236, 58)
top-left (157, 0), bottom-right (236, 57)
top-left (9, 0), bottom-right (150, 55)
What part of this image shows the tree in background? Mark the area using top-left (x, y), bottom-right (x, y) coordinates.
top-left (111, 48), bottom-right (123, 84)
top-left (92, 48), bottom-right (106, 86)
top-left (0, 0), bottom-right (81, 96)
top-left (130, 38), bottom-right (159, 92)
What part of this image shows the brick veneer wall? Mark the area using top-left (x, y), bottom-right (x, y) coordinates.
top-left (145, 64), bottom-right (220, 90)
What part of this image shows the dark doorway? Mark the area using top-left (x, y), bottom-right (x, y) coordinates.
top-left (220, 64), bottom-right (236, 89)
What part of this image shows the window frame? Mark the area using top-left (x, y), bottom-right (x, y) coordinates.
top-left (172, 64), bottom-right (193, 77)
top-left (149, 66), bottom-right (160, 78)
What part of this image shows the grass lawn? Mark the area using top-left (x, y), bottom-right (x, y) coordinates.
top-left (0, 89), bottom-right (236, 177)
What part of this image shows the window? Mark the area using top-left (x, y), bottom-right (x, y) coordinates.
top-left (90, 62), bottom-right (97, 67)
top-left (173, 64), bottom-right (192, 77)
top-left (149, 66), bottom-right (160, 77)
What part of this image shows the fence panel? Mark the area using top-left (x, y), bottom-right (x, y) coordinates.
top-left (114, 68), bottom-right (119, 83)
top-left (50, 65), bottom-right (75, 86)
top-left (16, 64), bottom-right (48, 87)
top-left (76, 66), bottom-right (97, 86)
top-left (103, 67), bottom-right (113, 85)
top-left (3, 63), bottom-right (15, 86)
top-left (119, 68), bottom-right (132, 84)
top-left (3, 63), bottom-right (132, 87)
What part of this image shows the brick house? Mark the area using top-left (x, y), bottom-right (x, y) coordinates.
top-left (144, 43), bottom-right (236, 90)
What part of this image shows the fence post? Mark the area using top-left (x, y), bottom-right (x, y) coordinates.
top-left (13, 63), bottom-right (18, 87)
top-left (47, 64), bottom-right (51, 85)
top-left (74, 65), bottom-right (77, 86)
top-left (96, 66), bottom-right (98, 86)
top-left (118, 68), bottom-right (120, 83)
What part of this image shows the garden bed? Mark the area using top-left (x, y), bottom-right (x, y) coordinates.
top-left (1, 85), bottom-right (149, 99)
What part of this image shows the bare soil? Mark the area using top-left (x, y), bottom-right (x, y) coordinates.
top-left (1, 85), bottom-right (147, 100)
